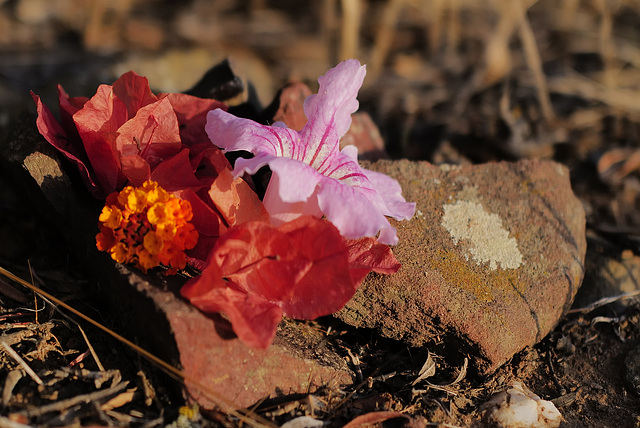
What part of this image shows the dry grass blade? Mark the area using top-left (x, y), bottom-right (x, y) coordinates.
top-left (77, 324), bottom-right (105, 372)
top-left (513, 0), bottom-right (555, 123)
top-left (548, 72), bottom-right (640, 116)
top-left (413, 357), bottom-right (468, 396)
top-left (0, 266), bottom-right (276, 428)
top-left (21, 380), bottom-right (129, 417)
top-left (340, 0), bottom-right (362, 61)
top-left (1, 341), bottom-right (43, 386)
top-left (567, 289), bottom-right (640, 314)
top-left (367, 0), bottom-right (404, 80)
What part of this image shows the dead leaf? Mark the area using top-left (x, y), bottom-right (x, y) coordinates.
top-left (100, 388), bottom-right (136, 411)
top-left (412, 351), bottom-right (436, 386)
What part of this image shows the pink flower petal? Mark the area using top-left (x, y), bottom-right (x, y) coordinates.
top-left (268, 158), bottom-right (323, 202)
top-left (205, 59), bottom-right (414, 243)
top-left (206, 108), bottom-right (299, 157)
top-left (317, 178), bottom-right (399, 245)
top-left (362, 169), bottom-right (416, 220)
top-left (298, 59), bottom-right (366, 169)
top-left (262, 170), bottom-right (322, 225)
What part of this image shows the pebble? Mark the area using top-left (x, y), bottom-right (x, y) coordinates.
top-left (480, 381), bottom-right (562, 428)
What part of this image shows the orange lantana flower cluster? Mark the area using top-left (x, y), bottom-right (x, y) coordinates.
top-left (96, 180), bottom-right (198, 273)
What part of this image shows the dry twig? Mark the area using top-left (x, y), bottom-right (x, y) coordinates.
top-left (1, 341), bottom-right (43, 386)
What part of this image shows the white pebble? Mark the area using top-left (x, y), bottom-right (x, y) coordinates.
top-left (280, 416), bottom-right (324, 428)
top-left (480, 381), bottom-right (562, 428)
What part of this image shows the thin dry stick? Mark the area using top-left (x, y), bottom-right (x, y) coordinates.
top-left (445, 0), bottom-right (460, 59)
top-left (0, 266), bottom-right (275, 428)
top-left (1, 341), bottom-right (43, 386)
top-left (22, 380), bottom-right (128, 417)
top-left (547, 72), bottom-right (640, 116)
top-left (339, 0), bottom-right (362, 61)
top-left (559, 0), bottom-right (580, 31)
top-left (322, 0), bottom-right (338, 55)
top-left (425, 0), bottom-right (445, 55)
top-left (368, 0), bottom-right (405, 81)
top-left (595, 0), bottom-right (615, 88)
top-left (567, 289), bottom-right (640, 314)
top-left (77, 324), bottom-right (105, 372)
top-left (513, 0), bottom-right (555, 123)
top-left (28, 260), bottom-right (38, 324)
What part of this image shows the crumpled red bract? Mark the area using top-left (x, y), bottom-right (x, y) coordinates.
top-left (32, 71), bottom-right (227, 199)
top-left (181, 215), bottom-right (401, 348)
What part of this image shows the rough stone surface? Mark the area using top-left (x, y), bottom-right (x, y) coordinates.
top-left (1, 120), bottom-right (353, 410)
top-left (337, 159), bottom-right (586, 375)
top-left (119, 265), bottom-right (352, 409)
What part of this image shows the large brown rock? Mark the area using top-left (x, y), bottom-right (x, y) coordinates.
top-left (337, 159), bottom-right (586, 375)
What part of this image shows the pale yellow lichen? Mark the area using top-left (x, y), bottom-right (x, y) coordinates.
top-left (441, 200), bottom-right (523, 270)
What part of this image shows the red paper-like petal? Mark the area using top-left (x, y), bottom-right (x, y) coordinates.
top-left (216, 216), bottom-right (356, 320)
top-left (73, 85), bottom-right (128, 195)
top-left (112, 71), bottom-right (158, 119)
top-left (276, 217), bottom-right (355, 318)
top-left (181, 254), bottom-right (282, 349)
top-left (151, 148), bottom-right (204, 191)
top-left (174, 189), bottom-right (227, 263)
top-left (31, 91), bottom-right (102, 197)
top-left (213, 220), bottom-right (296, 280)
top-left (115, 97), bottom-right (181, 173)
top-left (119, 154), bottom-right (151, 187)
top-left (345, 237), bottom-right (401, 285)
top-left (57, 85), bottom-right (88, 140)
top-left (160, 93), bottom-right (227, 146)
top-left (208, 168), bottom-right (269, 226)
top-left (181, 218), bottom-right (400, 349)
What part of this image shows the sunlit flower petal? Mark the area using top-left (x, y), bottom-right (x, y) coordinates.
top-left (206, 59), bottom-right (415, 244)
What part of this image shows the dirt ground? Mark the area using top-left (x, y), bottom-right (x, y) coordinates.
top-left (2, 0), bottom-right (640, 426)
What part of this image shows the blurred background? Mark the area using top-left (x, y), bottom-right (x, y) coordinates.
top-left (2, 0), bottom-right (640, 230)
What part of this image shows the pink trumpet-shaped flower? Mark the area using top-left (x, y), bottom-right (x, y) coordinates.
top-left (205, 59), bottom-right (415, 244)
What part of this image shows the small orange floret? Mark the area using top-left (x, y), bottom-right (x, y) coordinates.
top-left (143, 231), bottom-right (163, 255)
top-left (174, 223), bottom-right (199, 250)
top-left (147, 202), bottom-right (167, 225)
top-left (96, 226), bottom-right (117, 251)
top-left (96, 180), bottom-right (197, 274)
top-left (98, 206), bottom-right (122, 229)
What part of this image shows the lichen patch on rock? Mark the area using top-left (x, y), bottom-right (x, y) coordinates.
top-left (441, 200), bottom-right (523, 270)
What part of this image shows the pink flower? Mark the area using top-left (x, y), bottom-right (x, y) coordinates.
top-left (205, 59), bottom-right (415, 245)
